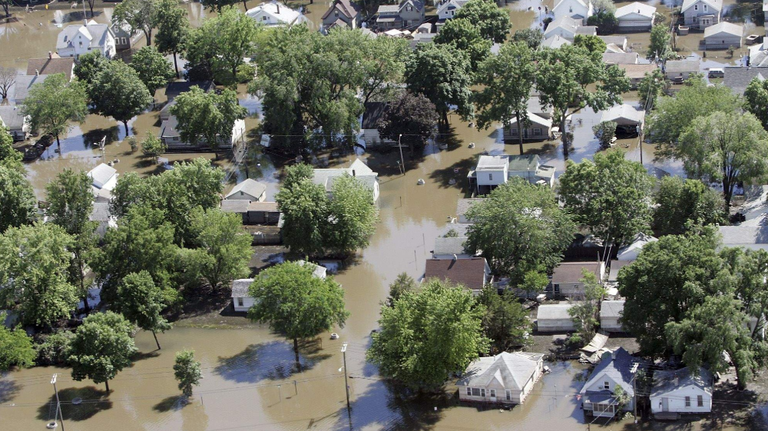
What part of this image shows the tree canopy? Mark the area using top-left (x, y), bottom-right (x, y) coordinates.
top-left (0, 164), bottom-right (37, 233)
top-left (169, 86), bottom-right (246, 149)
top-left (406, 43), bottom-right (473, 124)
top-left (130, 46), bottom-right (175, 95)
top-left (433, 17), bottom-right (492, 70)
top-left (115, 270), bottom-right (172, 350)
top-left (453, 0), bottom-right (511, 43)
top-left (376, 91), bottom-right (438, 152)
top-left (91, 61), bottom-right (153, 136)
top-left (647, 24), bottom-right (672, 61)
top-left (155, 0), bottom-right (190, 77)
top-left (174, 350), bottom-right (202, 397)
top-left (0, 316), bottom-right (36, 371)
top-left (113, 0), bottom-right (159, 45)
top-left (186, 207), bottom-right (252, 289)
top-left (21, 73), bottom-right (88, 147)
top-left (511, 29), bottom-right (542, 49)
top-left (73, 51), bottom-right (110, 91)
top-left (477, 286), bottom-right (532, 354)
top-left (653, 177), bottom-right (726, 236)
top-left (744, 76), bottom-right (768, 130)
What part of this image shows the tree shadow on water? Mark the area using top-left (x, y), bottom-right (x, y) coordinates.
top-left (36, 387), bottom-right (112, 422)
top-left (153, 395), bottom-right (189, 413)
top-left (428, 156), bottom-right (476, 191)
top-left (213, 340), bottom-right (331, 384)
top-left (0, 377), bottom-right (21, 404)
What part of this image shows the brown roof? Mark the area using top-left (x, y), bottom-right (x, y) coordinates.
top-left (322, 0), bottom-right (360, 20)
top-left (424, 257), bottom-right (487, 291)
top-left (618, 63), bottom-right (657, 79)
top-left (552, 261), bottom-right (602, 284)
top-left (26, 57), bottom-right (75, 81)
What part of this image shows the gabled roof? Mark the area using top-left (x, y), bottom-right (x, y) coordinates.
top-left (424, 257), bottom-right (488, 290)
top-left (553, 0), bottom-right (588, 13)
top-left (723, 67), bottom-right (768, 95)
top-left (541, 34), bottom-right (572, 49)
top-left (537, 303), bottom-right (578, 320)
top-left (608, 259), bottom-right (632, 281)
top-left (457, 352), bottom-right (545, 390)
top-left (615, 2), bottom-right (656, 19)
top-left (507, 112), bottom-right (553, 128)
top-left (231, 278), bottom-right (254, 297)
top-left (26, 57), bottom-right (75, 81)
top-left (681, 0), bottom-right (721, 13)
top-left (552, 261), bottom-right (602, 284)
top-left (651, 367), bottom-right (713, 397)
top-left (88, 163), bottom-right (118, 191)
top-left (581, 347), bottom-right (638, 396)
top-left (399, 0), bottom-right (424, 12)
top-left (246, 1), bottom-right (303, 25)
top-left (13, 73), bottom-right (49, 102)
top-left (665, 59), bottom-right (700, 73)
top-left (507, 154), bottom-right (541, 172)
top-left (600, 300), bottom-right (625, 319)
top-left (704, 21), bottom-right (743, 38)
top-left (296, 260), bottom-right (328, 279)
top-left (456, 198), bottom-right (484, 223)
top-left (433, 236), bottom-right (469, 256)
top-left (437, 0), bottom-right (469, 15)
top-left (544, 16), bottom-right (580, 38)
top-left (165, 81), bottom-right (215, 100)
top-left (602, 52), bottom-right (639, 65)
top-left (618, 63), bottom-right (658, 79)
top-left (225, 178), bottom-right (267, 200)
top-left (0, 106), bottom-right (27, 129)
top-left (56, 22), bottom-right (113, 50)
top-left (617, 233), bottom-right (657, 260)
top-left (601, 104), bottom-right (645, 125)
top-left (362, 102), bottom-right (388, 130)
top-left (312, 158), bottom-right (378, 193)
top-left (322, 0), bottom-right (361, 20)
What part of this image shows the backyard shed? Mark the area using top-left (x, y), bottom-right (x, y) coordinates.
top-left (536, 303), bottom-right (578, 332)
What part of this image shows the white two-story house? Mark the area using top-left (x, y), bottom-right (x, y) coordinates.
top-left (552, 0), bottom-right (593, 24)
top-left (681, 0), bottom-right (722, 30)
top-left (56, 21), bottom-right (116, 60)
top-left (246, 1), bottom-right (306, 26)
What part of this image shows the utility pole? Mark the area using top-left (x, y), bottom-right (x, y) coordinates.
top-left (51, 374), bottom-right (64, 431)
top-left (630, 363), bottom-right (639, 423)
top-left (341, 343), bottom-right (352, 430)
top-left (398, 134), bottom-right (405, 175)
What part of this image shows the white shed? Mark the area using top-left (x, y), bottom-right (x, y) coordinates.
top-left (650, 367), bottom-right (713, 416)
top-left (616, 233), bottom-right (657, 261)
top-left (231, 278), bottom-right (255, 313)
top-left (703, 21), bottom-right (743, 49)
top-left (600, 300), bottom-right (625, 332)
top-left (537, 303), bottom-right (579, 332)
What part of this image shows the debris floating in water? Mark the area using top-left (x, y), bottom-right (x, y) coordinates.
top-left (417, 179), bottom-right (425, 185)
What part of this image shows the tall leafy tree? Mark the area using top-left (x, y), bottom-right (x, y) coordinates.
top-left (568, 270), bottom-right (606, 345)
top-left (434, 18), bottom-right (492, 70)
top-left (477, 286), bottom-right (531, 354)
top-left (69, 311), bottom-right (137, 392)
top-left (73, 51), bottom-right (110, 91)
top-left (170, 87), bottom-right (246, 149)
top-left (0, 128), bottom-right (22, 170)
top-left (647, 24), bottom-right (672, 61)
top-left (637, 68), bottom-right (668, 111)
top-left (325, 175), bottom-right (379, 256)
top-left (473, 41), bottom-right (537, 154)
top-left (200, 0), bottom-right (239, 13)
top-left (0, 317), bottom-right (36, 370)
top-left (0, 164), bottom-right (37, 233)
top-left (586, 0), bottom-right (618, 35)
top-left (744, 77), bottom-right (768, 130)
top-left (155, 0), bottom-right (190, 77)
top-left (512, 29), bottom-right (542, 49)
top-left (116, 271), bottom-right (172, 350)
top-left (21, 73), bottom-right (88, 148)
top-left (91, 61), bottom-right (153, 136)
top-left (386, 273), bottom-right (416, 308)
top-left (405, 43), bottom-right (473, 124)
top-left (367, 279), bottom-right (489, 391)
top-left (276, 178), bottom-right (328, 257)
top-left (130, 46), bottom-right (175, 96)
top-left (377, 91), bottom-right (439, 152)
top-left (358, 36), bottom-right (409, 104)
top-left (453, 0), bottom-right (511, 43)
top-left (141, 134), bottom-right (167, 162)
top-left (677, 111), bottom-right (768, 210)
top-left (282, 163), bottom-right (315, 190)
top-left (653, 177), bottom-right (726, 236)
top-left (174, 350), bottom-right (202, 397)
top-left (573, 34), bottom-right (607, 59)
top-left (465, 178), bottom-right (575, 286)
top-left (187, 207), bottom-right (252, 289)
top-left (558, 151), bottom-right (654, 247)
top-left (45, 169), bottom-right (98, 312)
top-left (0, 223), bottom-right (78, 328)
top-left (248, 261), bottom-right (349, 365)
top-left (113, 0), bottom-right (159, 46)
top-left (536, 45), bottom-right (630, 158)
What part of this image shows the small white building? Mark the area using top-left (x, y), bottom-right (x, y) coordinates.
top-left (504, 112), bottom-right (553, 142)
top-left (650, 367), bottom-right (713, 416)
top-left (56, 21), bottom-right (116, 60)
top-left (246, 1), bottom-right (305, 26)
top-left (467, 154), bottom-right (556, 195)
top-left (437, 0), bottom-right (469, 21)
top-left (601, 104), bottom-right (646, 134)
top-left (703, 21), bottom-right (743, 49)
top-left (616, 233), bottom-right (657, 261)
top-left (312, 158), bottom-right (380, 202)
top-left (615, 2), bottom-right (656, 32)
top-left (552, 0), bottom-right (593, 23)
top-left (550, 261), bottom-right (605, 299)
top-left (160, 115), bottom-right (246, 151)
top-left (225, 179), bottom-right (267, 202)
top-left (231, 261), bottom-right (326, 312)
top-left (600, 300), bottom-right (625, 332)
top-left (665, 59), bottom-right (701, 82)
top-left (0, 106), bottom-right (31, 141)
top-left (536, 303), bottom-right (579, 332)
top-left (457, 352), bottom-right (545, 405)
top-left (88, 163), bottom-right (118, 198)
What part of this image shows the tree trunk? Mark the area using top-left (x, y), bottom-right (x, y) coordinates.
top-left (145, 30), bottom-right (152, 46)
top-left (233, 65), bottom-right (238, 82)
top-left (88, 2), bottom-right (94, 18)
top-left (105, 380), bottom-right (110, 393)
top-left (242, 0), bottom-right (248, 11)
top-left (293, 337), bottom-right (301, 371)
top-left (560, 116), bottom-right (569, 160)
top-left (516, 111), bottom-right (523, 155)
top-left (723, 176), bottom-right (732, 213)
top-left (124, 120), bottom-right (130, 137)
top-left (151, 330), bottom-right (161, 350)
top-left (731, 354), bottom-right (746, 390)
top-left (173, 53), bottom-right (179, 78)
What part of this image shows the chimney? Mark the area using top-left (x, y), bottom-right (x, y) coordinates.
top-left (352, 169), bottom-right (356, 177)
top-left (452, 253), bottom-right (457, 261)
top-left (611, 350), bottom-right (617, 360)
top-left (274, 0), bottom-right (280, 14)
top-left (48, 51), bottom-right (53, 59)
top-left (35, 69), bottom-right (39, 76)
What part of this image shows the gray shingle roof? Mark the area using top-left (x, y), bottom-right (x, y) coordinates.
top-left (581, 347), bottom-right (638, 396)
top-left (457, 352), bottom-right (544, 390)
top-left (723, 67), bottom-right (768, 95)
top-left (537, 303), bottom-right (578, 320)
top-left (433, 236), bottom-right (468, 255)
top-left (552, 261), bottom-right (602, 284)
top-left (231, 278), bottom-right (254, 297)
top-left (651, 367), bottom-right (713, 397)
top-left (666, 59), bottom-right (700, 73)
top-left (0, 106), bottom-right (26, 129)
top-left (56, 23), bottom-right (112, 51)
top-left (719, 226), bottom-right (768, 247)
top-left (225, 178), bottom-right (267, 201)
top-left (600, 300), bottom-right (625, 319)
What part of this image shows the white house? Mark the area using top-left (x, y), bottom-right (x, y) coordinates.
top-left (718, 226), bottom-right (768, 251)
top-left (552, 0), bottom-right (593, 23)
top-left (312, 158), bottom-right (380, 202)
top-left (550, 261), bottom-right (605, 298)
top-left (544, 16), bottom-right (582, 40)
top-left (0, 106), bottom-right (31, 141)
top-left (650, 367), bottom-right (713, 416)
top-left (536, 303), bottom-right (579, 332)
top-left (601, 104), bottom-right (646, 136)
top-left (681, 0), bottom-right (722, 30)
top-left (457, 352), bottom-right (545, 405)
top-left (56, 21), bottom-right (116, 60)
top-left (246, 1), bottom-right (305, 26)
top-left (504, 112), bottom-right (553, 142)
top-left (541, 34), bottom-right (572, 49)
top-left (88, 163), bottom-right (118, 197)
top-left (703, 21), bottom-right (743, 49)
top-left (580, 348), bottom-right (641, 418)
top-left (665, 59), bottom-right (701, 81)
top-left (467, 154), bottom-right (556, 195)
top-left (225, 178), bottom-right (267, 202)
top-left (231, 261), bottom-right (326, 312)
top-left (600, 300), bottom-right (625, 332)
top-left (160, 115), bottom-right (246, 151)
top-left (615, 2), bottom-right (656, 32)
top-left (616, 233), bottom-right (657, 261)
top-left (360, 102), bottom-right (393, 147)
top-left (437, 0), bottom-right (469, 21)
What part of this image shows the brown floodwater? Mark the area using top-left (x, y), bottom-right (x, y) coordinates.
top-left (0, 3), bottom-right (736, 431)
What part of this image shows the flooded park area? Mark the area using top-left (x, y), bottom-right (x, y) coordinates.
top-left (0, 0), bottom-right (764, 430)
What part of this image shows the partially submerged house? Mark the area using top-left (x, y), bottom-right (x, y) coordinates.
top-left (56, 21), bottom-right (116, 60)
top-left (718, 225), bottom-right (768, 251)
top-left (467, 154), bottom-right (556, 195)
top-left (160, 115), bottom-right (246, 151)
top-left (550, 261), bottom-right (605, 299)
top-left (650, 367), bottom-right (713, 417)
top-left (225, 178), bottom-right (267, 202)
top-left (723, 66), bottom-right (768, 94)
top-left (231, 261), bottom-right (326, 312)
top-left (457, 352), bottom-right (545, 405)
top-left (600, 104), bottom-right (645, 136)
top-left (703, 21), bottom-right (743, 49)
top-left (544, 16), bottom-right (594, 41)
top-left (26, 54), bottom-right (75, 81)
top-left (437, 0), bottom-right (469, 22)
top-left (552, 0), bottom-right (593, 23)
top-left (88, 163), bottom-right (118, 199)
top-left (536, 303), bottom-right (578, 332)
top-left (616, 233), bottom-right (657, 261)
top-left (246, 1), bottom-right (306, 26)
top-left (580, 348), bottom-right (641, 418)
top-left (321, 0), bottom-right (362, 32)
top-left (111, 23), bottom-right (144, 51)
top-left (619, 64), bottom-right (658, 89)
top-left (615, 2), bottom-right (656, 32)
top-left (665, 59), bottom-right (701, 81)
top-left (360, 102), bottom-right (393, 147)
top-left (375, 0), bottom-right (425, 30)
top-left (600, 300), bottom-right (625, 332)
top-left (503, 112), bottom-right (553, 143)
top-left (0, 106), bottom-right (31, 141)
top-left (312, 158), bottom-right (380, 202)
top-left (681, 0), bottom-right (722, 30)
top-left (424, 257), bottom-right (492, 293)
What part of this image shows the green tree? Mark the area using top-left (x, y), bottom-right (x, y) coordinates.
top-left (677, 111), bottom-right (768, 210)
top-left (0, 128), bottom-right (22, 171)
top-left (386, 273), bottom-right (416, 307)
top-left (744, 77), bottom-right (768, 130)
top-left (36, 331), bottom-right (74, 366)
top-left (0, 164), bottom-right (37, 233)
top-left (187, 207), bottom-right (252, 289)
top-left (568, 269), bottom-right (606, 345)
top-left (170, 86), bottom-right (247, 149)
top-left (477, 286), bottom-right (532, 353)
top-left (647, 24), bottom-right (672, 61)
top-left (536, 45), bottom-right (630, 158)
top-left (174, 350), bottom-right (202, 397)
top-left (130, 46), bottom-right (175, 96)
top-left (282, 163), bottom-right (315, 191)
top-left (0, 317), bottom-right (36, 371)
top-left (21, 73), bottom-right (88, 148)
top-left (200, 0), bottom-right (239, 13)
top-left (586, 10), bottom-right (618, 35)
top-left (453, 0), bottom-right (511, 43)
top-left (155, 0), bottom-right (190, 77)
top-left (276, 178), bottom-right (328, 257)
top-left (45, 169), bottom-right (98, 313)
top-left (637, 68), bottom-right (668, 111)
top-left (406, 43), bottom-right (473, 124)
top-left (512, 28), bottom-right (542, 49)
top-left (377, 92), bottom-right (438, 153)
top-left (434, 17), bottom-right (492, 70)
top-left (558, 151), bottom-right (654, 247)
top-left (73, 51), bottom-right (110, 90)
top-left (653, 177), bottom-right (726, 236)
top-left (473, 41), bottom-right (537, 154)
top-left (113, 0), bottom-right (159, 46)
top-left (617, 228), bottom-right (722, 357)
top-left (0, 0), bottom-right (10, 19)
top-left (465, 178), bottom-right (575, 285)
top-left (648, 78), bottom-right (741, 147)
top-left (91, 61), bottom-right (153, 136)
top-left (359, 36), bottom-right (409, 104)
top-left (115, 271), bottom-right (171, 350)
top-left (141, 134), bottom-right (167, 162)
top-left (574, 34), bottom-right (607, 59)
top-left (324, 175), bottom-right (379, 256)
top-left (248, 261), bottom-right (349, 365)
top-left (592, 121), bottom-right (617, 149)
top-left (367, 279), bottom-right (489, 391)
top-left (0, 223), bottom-right (78, 328)
top-left (69, 311), bottom-right (137, 392)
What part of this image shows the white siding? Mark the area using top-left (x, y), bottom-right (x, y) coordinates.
top-left (233, 296), bottom-right (255, 312)
top-left (651, 389), bottom-right (711, 414)
top-left (476, 168), bottom-right (508, 187)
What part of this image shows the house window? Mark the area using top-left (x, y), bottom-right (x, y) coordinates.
top-left (490, 389), bottom-right (496, 398)
top-left (533, 128), bottom-right (542, 136)
top-left (697, 395), bottom-right (703, 407)
top-left (481, 388), bottom-right (486, 397)
top-left (407, 5), bottom-right (412, 10)
top-left (685, 396), bottom-right (691, 407)
top-left (489, 173), bottom-right (493, 181)
top-left (471, 388), bottom-right (481, 396)
top-left (262, 16), bottom-right (268, 21)
top-left (466, 387), bottom-right (472, 396)
top-left (694, 4), bottom-right (698, 10)
top-left (603, 381), bottom-right (610, 390)
top-left (505, 390), bottom-right (512, 401)
top-left (237, 297), bottom-right (244, 307)
top-left (510, 128), bottom-right (518, 136)
top-left (703, 4), bottom-right (707, 11)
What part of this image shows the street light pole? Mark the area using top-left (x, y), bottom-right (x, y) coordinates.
top-left (51, 374), bottom-right (64, 431)
top-left (341, 343), bottom-right (352, 430)
top-left (398, 134), bottom-right (405, 175)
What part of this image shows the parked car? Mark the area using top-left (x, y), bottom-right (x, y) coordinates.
top-left (708, 68), bottom-right (724, 78)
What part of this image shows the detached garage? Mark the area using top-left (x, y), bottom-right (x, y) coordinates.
top-left (536, 303), bottom-right (578, 332)
top-left (615, 2), bottom-right (656, 32)
top-left (704, 21), bottom-right (743, 49)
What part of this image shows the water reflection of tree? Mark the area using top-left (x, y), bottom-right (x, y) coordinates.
top-left (0, 377), bottom-right (20, 405)
top-left (213, 340), bottom-right (331, 383)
